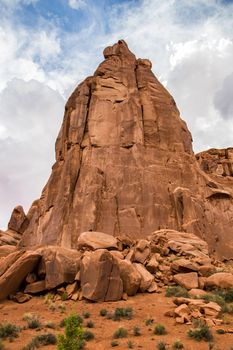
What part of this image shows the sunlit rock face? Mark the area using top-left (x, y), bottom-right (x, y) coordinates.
top-left (16, 40), bottom-right (233, 259)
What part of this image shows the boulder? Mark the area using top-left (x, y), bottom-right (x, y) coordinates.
top-left (205, 272), bottom-right (233, 289)
top-left (146, 255), bottom-right (159, 273)
top-left (36, 246), bottom-right (81, 289)
top-left (117, 259), bottom-right (141, 296)
top-left (134, 263), bottom-right (154, 292)
top-left (173, 272), bottom-right (199, 290)
top-left (171, 258), bottom-right (199, 273)
top-left (8, 205), bottom-right (29, 234)
top-left (134, 239), bottom-right (150, 264)
top-left (24, 280), bottom-right (46, 294)
top-left (80, 249), bottom-right (123, 301)
top-left (198, 264), bottom-right (216, 277)
top-left (189, 288), bottom-right (207, 298)
top-left (0, 251), bottom-right (41, 300)
top-left (0, 250), bottom-right (25, 277)
top-left (77, 231), bottom-right (118, 251)
top-left (9, 292), bottom-right (32, 303)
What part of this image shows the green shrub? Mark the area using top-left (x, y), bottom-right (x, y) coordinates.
top-left (61, 292), bottom-right (68, 301)
top-left (111, 340), bottom-right (119, 347)
top-left (173, 340), bottom-right (184, 349)
top-left (0, 323), bottom-right (20, 339)
top-left (23, 314), bottom-right (41, 329)
top-left (113, 327), bottom-right (128, 339)
top-left (21, 334), bottom-right (57, 350)
top-left (100, 309), bottom-right (108, 317)
top-left (57, 314), bottom-right (85, 350)
top-left (113, 307), bottom-right (133, 321)
top-left (86, 321), bottom-right (94, 328)
top-left (188, 323), bottom-right (213, 342)
top-left (60, 315), bottom-right (83, 328)
top-left (83, 330), bottom-right (94, 341)
top-left (154, 324), bottom-right (166, 335)
top-left (133, 326), bottom-right (141, 336)
top-left (157, 341), bottom-right (167, 350)
top-left (165, 286), bottom-right (189, 298)
top-left (145, 318), bottom-right (154, 326)
top-left (82, 312), bottom-right (90, 319)
top-left (216, 329), bottom-right (225, 334)
top-left (127, 340), bottom-right (134, 348)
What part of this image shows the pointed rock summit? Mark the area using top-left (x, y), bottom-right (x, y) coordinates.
top-left (4, 40), bottom-right (233, 258)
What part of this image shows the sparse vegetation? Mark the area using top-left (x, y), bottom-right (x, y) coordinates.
top-left (45, 321), bottom-right (56, 329)
top-left (113, 327), bottom-right (128, 339)
top-left (145, 318), bottom-right (154, 326)
top-left (61, 292), bottom-right (68, 301)
top-left (100, 309), bottom-right (108, 317)
top-left (0, 323), bottom-right (20, 340)
top-left (83, 312), bottom-right (90, 319)
top-left (112, 307), bottom-right (133, 321)
top-left (165, 286), bottom-right (189, 298)
top-left (188, 322), bottom-right (213, 342)
top-left (127, 340), bottom-right (134, 348)
top-left (21, 333), bottom-right (57, 350)
top-left (57, 314), bottom-right (85, 350)
top-left (157, 341), bottom-right (167, 350)
top-left (83, 330), bottom-right (95, 341)
top-left (216, 329), bottom-right (225, 334)
top-left (173, 340), bottom-right (184, 349)
top-left (86, 320), bottom-right (94, 328)
top-left (154, 323), bottom-right (167, 335)
top-left (133, 326), bottom-right (141, 336)
top-left (111, 340), bottom-right (119, 347)
top-left (23, 314), bottom-right (41, 329)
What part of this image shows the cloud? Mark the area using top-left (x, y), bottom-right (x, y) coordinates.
top-left (214, 72), bottom-right (233, 119)
top-left (0, 79), bottom-right (64, 228)
top-left (68, 0), bottom-right (87, 10)
top-left (0, 0), bottom-right (37, 8)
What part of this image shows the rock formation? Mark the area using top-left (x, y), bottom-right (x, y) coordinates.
top-left (0, 39), bottom-right (228, 259)
top-left (0, 40), bottom-right (233, 303)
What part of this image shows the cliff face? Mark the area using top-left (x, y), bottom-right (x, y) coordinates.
top-left (16, 40), bottom-right (232, 259)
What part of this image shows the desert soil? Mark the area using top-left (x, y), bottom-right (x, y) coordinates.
top-left (0, 289), bottom-right (233, 350)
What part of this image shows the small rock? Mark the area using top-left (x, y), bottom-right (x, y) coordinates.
top-left (173, 272), bottom-right (199, 290)
top-left (9, 292), bottom-right (32, 303)
top-left (24, 280), bottom-right (46, 294)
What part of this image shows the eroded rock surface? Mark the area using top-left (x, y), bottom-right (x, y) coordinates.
top-left (9, 39), bottom-right (230, 259)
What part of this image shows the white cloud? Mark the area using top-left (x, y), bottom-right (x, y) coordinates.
top-left (68, 0), bottom-right (87, 10)
top-left (0, 0), bottom-right (37, 8)
top-left (0, 79), bottom-right (64, 229)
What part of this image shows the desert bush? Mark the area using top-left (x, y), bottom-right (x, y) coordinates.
top-left (83, 312), bottom-right (90, 319)
top-left (60, 315), bottom-right (83, 328)
top-left (21, 333), bottom-right (57, 350)
top-left (23, 313), bottom-right (41, 329)
top-left (165, 286), bottom-right (189, 298)
top-left (57, 314), bottom-right (85, 350)
top-left (133, 326), bottom-right (141, 336)
top-left (188, 323), bottom-right (213, 342)
top-left (113, 327), bottom-right (128, 339)
top-left (45, 321), bottom-right (56, 329)
top-left (216, 329), bottom-right (225, 334)
top-left (145, 318), bottom-right (154, 326)
top-left (127, 340), bottom-right (134, 348)
top-left (86, 321), bottom-right (94, 328)
top-left (61, 292), bottom-right (68, 301)
top-left (157, 341), bottom-right (167, 350)
top-left (83, 330), bottom-right (94, 341)
top-left (0, 323), bottom-right (20, 339)
top-left (154, 323), bottom-right (167, 335)
top-left (111, 340), bottom-right (119, 347)
top-left (113, 307), bottom-right (133, 321)
top-left (100, 309), bottom-right (108, 317)
top-left (173, 340), bottom-right (184, 349)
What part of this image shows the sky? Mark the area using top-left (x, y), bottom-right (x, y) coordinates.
top-left (0, 0), bottom-right (233, 228)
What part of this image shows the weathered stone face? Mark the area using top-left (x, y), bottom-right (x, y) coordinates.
top-left (13, 40), bottom-right (232, 259)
